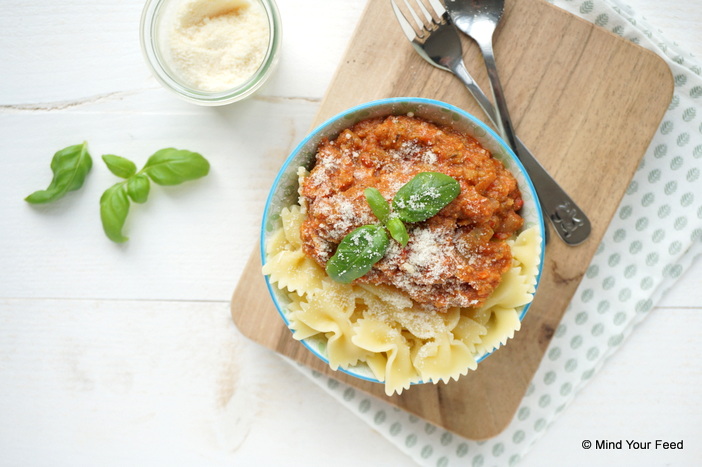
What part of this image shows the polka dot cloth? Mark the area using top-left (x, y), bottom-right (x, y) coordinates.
top-left (291, 0), bottom-right (702, 465)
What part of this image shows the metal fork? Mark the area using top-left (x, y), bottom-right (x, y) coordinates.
top-left (390, 0), bottom-right (591, 246)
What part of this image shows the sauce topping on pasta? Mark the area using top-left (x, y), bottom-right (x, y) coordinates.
top-left (300, 115), bottom-right (524, 310)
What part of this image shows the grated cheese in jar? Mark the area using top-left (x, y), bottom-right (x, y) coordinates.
top-left (163, 0), bottom-right (269, 92)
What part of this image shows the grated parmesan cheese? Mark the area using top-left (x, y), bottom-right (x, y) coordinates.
top-left (164, 0), bottom-right (269, 92)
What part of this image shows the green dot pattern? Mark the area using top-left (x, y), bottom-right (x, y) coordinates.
top-left (293, 1), bottom-right (702, 465)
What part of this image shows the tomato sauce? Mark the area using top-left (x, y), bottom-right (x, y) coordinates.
top-left (300, 115), bottom-right (524, 310)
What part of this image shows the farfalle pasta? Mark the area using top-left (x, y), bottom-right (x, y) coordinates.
top-left (262, 114), bottom-right (543, 396)
top-left (263, 205), bottom-right (541, 396)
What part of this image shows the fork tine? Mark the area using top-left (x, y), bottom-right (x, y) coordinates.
top-left (408, 0), bottom-right (433, 25)
top-left (426, 0), bottom-right (448, 19)
top-left (390, 0), bottom-right (419, 42)
top-left (401, 0), bottom-right (427, 33)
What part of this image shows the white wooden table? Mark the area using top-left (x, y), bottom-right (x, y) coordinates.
top-left (1, 1), bottom-right (700, 465)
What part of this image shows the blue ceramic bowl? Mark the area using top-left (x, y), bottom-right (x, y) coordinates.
top-left (261, 97), bottom-right (546, 384)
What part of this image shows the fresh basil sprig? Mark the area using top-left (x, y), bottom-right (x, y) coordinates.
top-left (325, 171), bottom-right (460, 283)
top-left (25, 142), bottom-right (93, 204)
top-left (100, 148), bottom-right (209, 243)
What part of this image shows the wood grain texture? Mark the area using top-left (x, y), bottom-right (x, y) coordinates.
top-left (231, 0), bottom-right (673, 439)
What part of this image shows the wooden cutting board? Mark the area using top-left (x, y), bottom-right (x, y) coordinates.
top-left (231, 0), bottom-right (672, 439)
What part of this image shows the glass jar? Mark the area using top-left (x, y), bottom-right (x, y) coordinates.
top-left (140, 0), bottom-right (281, 106)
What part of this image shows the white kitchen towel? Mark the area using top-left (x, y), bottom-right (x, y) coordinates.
top-left (291, 0), bottom-right (702, 465)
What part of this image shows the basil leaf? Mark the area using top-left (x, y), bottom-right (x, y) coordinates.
top-left (100, 183), bottom-right (130, 243)
top-left (25, 142), bottom-right (92, 204)
top-left (392, 172), bottom-right (460, 223)
top-left (142, 148), bottom-right (210, 186)
top-left (102, 154), bottom-right (137, 179)
top-left (364, 187), bottom-right (390, 223)
top-left (127, 174), bottom-right (150, 204)
top-left (386, 217), bottom-right (409, 246)
top-left (326, 225), bottom-right (389, 284)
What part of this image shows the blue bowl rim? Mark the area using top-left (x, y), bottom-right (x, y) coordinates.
top-left (259, 96), bottom-right (546, 384)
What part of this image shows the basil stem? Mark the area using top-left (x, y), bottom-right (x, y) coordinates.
top-left (25, 142), bottom-right (92, 204)
top-left (142, 148), bottom-right (210, 186)
top-left (326, 225), bottom-right (389, 284)
top-left (364, 187), bottom-right (390, 223)
top-left (392, 172), bottom-right (460, 223)
top-left (100, 183), bottom-right (130, 243)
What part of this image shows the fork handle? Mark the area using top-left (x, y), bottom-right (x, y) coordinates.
top-left (450, 61), bottom-right (591, 245)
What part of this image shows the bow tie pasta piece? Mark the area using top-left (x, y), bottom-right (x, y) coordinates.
top-left (263, 206), bottom-right (325, 296)
top-left (474, 253), bottom-right (536, 312)
top-left (352, 317), bottom-right (418, 396)
top-left (451, 313), bottom-right (488, 355)
top-left (292, 280), bottom-right (373, 369)
top-left (263, 247), bottom-right (324, 297)
top-left (413, 333), bottom-right (477, 384)
top-left (357, 283), bottom-right (414, 310)
top-left (281, 203), bottom-right (305, 249)
top-left (283, 294), bottom-right (318, 340)
top-left (474, 306), bottom-right (522, 356)
top-left (509, 226), bottom-right (542, 294)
